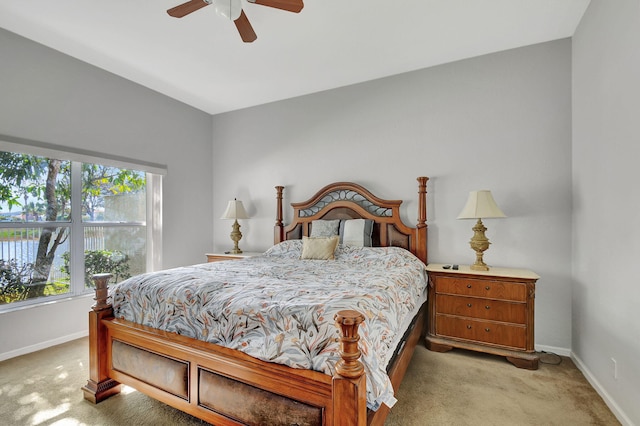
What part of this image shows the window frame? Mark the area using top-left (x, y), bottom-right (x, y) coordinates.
top-left (0, 139), bottom-right (164, 312)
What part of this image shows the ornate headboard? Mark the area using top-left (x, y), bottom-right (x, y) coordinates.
top-left (274, 177), bottom-right (428, 264)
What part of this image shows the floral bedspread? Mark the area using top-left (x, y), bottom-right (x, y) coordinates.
top-left (110, 240), bottom-right (427, 410)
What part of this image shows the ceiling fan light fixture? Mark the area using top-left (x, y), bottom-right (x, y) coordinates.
top-left (213, 0), bottom-right (242, 21)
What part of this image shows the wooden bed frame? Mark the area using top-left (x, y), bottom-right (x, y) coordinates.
top-left (83, 177), bottom-right (429, 426)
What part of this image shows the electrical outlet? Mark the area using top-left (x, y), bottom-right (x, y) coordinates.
top-left (611, 358), bottom-right (618, 380)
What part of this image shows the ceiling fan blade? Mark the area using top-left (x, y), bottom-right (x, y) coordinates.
top-left (234, 10), bottom-right (257, 43)
top-left (248, 0), bottom-right (303, 13)
top-left (167, 0), bottom-right (210, 18)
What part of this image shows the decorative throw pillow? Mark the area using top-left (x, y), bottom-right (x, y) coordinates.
top-left (310, 219), bottom-right (340, 238)
top-left (340, 219), bottom-right (374, 247)
top-left (300, 236), bottom-right (340, 260)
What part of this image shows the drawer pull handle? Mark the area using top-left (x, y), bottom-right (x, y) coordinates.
top-left (485, 305), bottom-right (490, 310)
top-left (467, 284), bottom-right (472, 289)
top-left (485, 328), bottom-right (491, 332)
top-left (466, 325), bottom-right (472, 330)
top-left (467, 303), bottom-right (472, 307)
top-left (485, 286), bottom-right (491, 290)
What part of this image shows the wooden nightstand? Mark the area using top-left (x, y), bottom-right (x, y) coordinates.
top-left (206, 252), bottom-right (263, 262)
top-left (425, 264), bottom-right (540, 369)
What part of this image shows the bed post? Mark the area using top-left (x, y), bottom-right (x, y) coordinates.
top-left (82, 273), bottom-right (121, 403)
top-left (274, 185), bottom-right (284, 244)
top-left (416, 176), bottom-right (429, 264)
top-left (332, 310), bottom-right (367, 426)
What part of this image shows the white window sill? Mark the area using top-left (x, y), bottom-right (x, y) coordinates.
top-left (0, 292), bottom-right (95, 315)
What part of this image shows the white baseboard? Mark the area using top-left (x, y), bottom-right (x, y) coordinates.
top-left (571, 352), bottom-right (634, 426)
top-left (535, 344), bottom-right (571, 357)
top-left (0, 330), bottom-right (88, 362)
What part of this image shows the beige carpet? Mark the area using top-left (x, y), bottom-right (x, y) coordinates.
top-left (0, 338), bottom-right (619, 425)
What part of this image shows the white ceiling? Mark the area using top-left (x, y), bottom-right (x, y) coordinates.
top-left (0, 1), bottom-right (590, 116)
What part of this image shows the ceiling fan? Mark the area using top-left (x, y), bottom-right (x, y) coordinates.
top-left (167, 0), bottom-right (304, 43)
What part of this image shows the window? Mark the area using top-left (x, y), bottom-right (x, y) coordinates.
top-left (0, 149), bottom-right (161, 309)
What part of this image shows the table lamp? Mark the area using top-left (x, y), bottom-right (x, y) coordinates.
top-left (457, 190), bottom-right (506, 270)
top-left (220, 198), bottom-right (249, 254)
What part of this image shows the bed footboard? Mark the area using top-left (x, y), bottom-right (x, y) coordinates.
top-left (83, 275), bottom-right (367, 426)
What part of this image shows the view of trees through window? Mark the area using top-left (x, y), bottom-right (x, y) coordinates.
top-left (0, 150), bottom-right (148, 306)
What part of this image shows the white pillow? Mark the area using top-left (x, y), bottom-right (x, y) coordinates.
top-left (340, 219), bottom-right (374, 247)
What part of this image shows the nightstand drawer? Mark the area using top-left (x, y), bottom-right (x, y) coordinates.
top-left (435, 315), bottom-right (526, 350)
top-left (435, 294), bottom-right (526, 324)
top-left (436, 276), bottom-right (526, 302)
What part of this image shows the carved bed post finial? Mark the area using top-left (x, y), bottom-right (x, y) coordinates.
top-left (83, 273), bottom-right (121, 404)
top-left (92, 273), bottom-right (113, 311)
top-left (333, 310), bottom-right (366, 425)
top-left (334, 310), bottom-right (365, 378)
top-left (274, 186), bottom-right (284, 244)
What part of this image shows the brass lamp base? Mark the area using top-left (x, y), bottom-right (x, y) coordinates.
top-left (228, 219), bottom-right (243, 254)
top-left (469, 218), bottom-right (490, 271)
top-left (470, 263), bottom-right (489, 271)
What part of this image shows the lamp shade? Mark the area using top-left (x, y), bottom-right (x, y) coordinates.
top-left (220, 199), bottom-right (249, 220)
top-left (457, 190), bottom-right (506, 219)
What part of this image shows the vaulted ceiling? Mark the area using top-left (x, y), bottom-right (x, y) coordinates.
top-left (0, 1), bottom-right (590, 115)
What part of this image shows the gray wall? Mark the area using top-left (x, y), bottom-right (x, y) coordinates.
top-left (2, 7), bottom-right (636, 423)
top-left (212, 40), bottom-right (573, 353)
top-left (0, 28), bottom-right (214, 358)
top-left (572, 1), bottom-right (640, 424)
